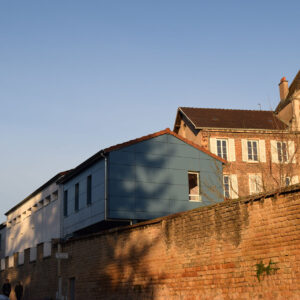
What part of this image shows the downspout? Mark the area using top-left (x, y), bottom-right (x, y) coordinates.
top-left (100, 151), bottom-right (108, 220)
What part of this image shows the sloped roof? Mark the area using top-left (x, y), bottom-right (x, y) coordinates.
top-left (177, 107), bottom-right (287, 130)
top-left (59, 128), bottom-right (226, 184)
top-left (276, 70), bottom-right (300, 112)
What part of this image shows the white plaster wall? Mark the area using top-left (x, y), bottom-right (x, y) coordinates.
top-left (0, 226), bottom-right (6, 259)
top-left (5, 182), bottom-right (61, 257)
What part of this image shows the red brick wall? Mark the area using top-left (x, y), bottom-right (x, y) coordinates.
top-left (2, 188), bottom-right (300, 299)
top-left (0, 243), bottom-right (58, 300)
top-left (177, 117), bottom-right (300, 197)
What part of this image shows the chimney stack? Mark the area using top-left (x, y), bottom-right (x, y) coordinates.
top-left (279, 76), bottom-right (289, 101)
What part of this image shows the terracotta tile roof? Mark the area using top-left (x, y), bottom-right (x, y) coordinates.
top-left (276, 70), bottom-right (300, 112)
top-left (60, 128), bottom-right (226, 184)
top-left (178, 107), bottom-right (287, 130)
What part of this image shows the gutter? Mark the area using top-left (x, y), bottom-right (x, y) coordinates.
top-left (100, 151), bottom-right (108, 220)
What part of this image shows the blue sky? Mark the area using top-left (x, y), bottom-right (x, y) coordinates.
top-left (0, 1), bottom-right (300, 222)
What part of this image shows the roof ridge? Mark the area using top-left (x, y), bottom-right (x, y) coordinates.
top-left (60, 128), bottom-right (225, 184)
top-left (179, 107), bottom-right (274, 113)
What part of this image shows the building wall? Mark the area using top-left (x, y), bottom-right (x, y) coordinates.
top-left (5, 182), bottom-right (60, 257)
top-left (62, 160), bottom-right (105, 236)
top-left (108, 133), bottom-right (223, 220)
top-left (1, 187), bottom-right (300, 300)
top-left (0, 226), bottom-right (6, 259)
top-left (177, 117), bottom-right (300, 198)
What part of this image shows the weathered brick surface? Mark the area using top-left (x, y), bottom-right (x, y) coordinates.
top-left (177, 118), bottom-right (300, 198)
top-left (1, 188), bottom-right (300, 299)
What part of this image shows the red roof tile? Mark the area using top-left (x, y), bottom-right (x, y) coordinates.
top-left (178, 107), bottom-right (287, 130)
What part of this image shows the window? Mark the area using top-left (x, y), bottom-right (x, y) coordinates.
top-left (216, 139), bottom-right (227, 160)
top-left (52, 190), bottom-right (58, 201)
top-left (44, 195), bottom-right (51, 206)
top-left (87, 175), bottom-right (92, 205)
top-left (285, 177), bottom-right (291, 187)
top-left (30, 247), bottom-right (37, 262)
top-left (249, 174), bottom-right (263, 195)
top-left (223, 175), bottom-right (230, 198)
top-left (64, 190), bottom-right (68, 217)
top-left (75, 183), bottom-right (79, 212)
top-left (86, 175), bottom-right (92, 205)
top-left (247, 140), bottom-right (258, 161)
top-left (188, 172), bottom-right (201, 201)
top-left (277, 142), bottom-right (288, 163)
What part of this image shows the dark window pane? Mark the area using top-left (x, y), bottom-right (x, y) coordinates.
top-left (253, 142), bottom-right (258, 161)
top-left (64, 190), bottom-right (68, 217)
top-left (75, 183), bottom-right (79, 212)
top-left (87, 175), bottom-right (92, 205)
top-left (282, 143), bottom-right (288, 162)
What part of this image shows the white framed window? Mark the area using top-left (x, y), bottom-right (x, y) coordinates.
top-left (223, 174), bottom-right (238, 199)
top-left (271, 140), bottom-right (296, 164)
top-left (210, 138), bottom-right (235, 161)
top-left (223, 175), bottom-right (230, 198)
top-left (242, 139), bottom-right (266, 162)
top-left (277, 142), bottom-right (288, 163)
top-left (247, 140), bottom-right (258, 161)
top-left (188, 171), bottom-right (201, 202)
top-left (249, 174), bottom-right (263, 195)
top-left (216, 139), bottom-right (227, 160)
top-left (282, 176), bottom-right (299, 186)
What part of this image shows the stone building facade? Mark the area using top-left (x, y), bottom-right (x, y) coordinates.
top-left (174, 72), bottom-right (300, 198)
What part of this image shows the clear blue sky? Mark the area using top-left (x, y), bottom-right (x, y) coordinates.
top-left (0, 1), bottom-right (300, 222)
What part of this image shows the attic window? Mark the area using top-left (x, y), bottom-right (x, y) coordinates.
top-left (212, 117), bottom-right (219, 121)
top-left (188, 172), bottom-right (201, 202)
top-left (44, 196), bottom-right (51, 206)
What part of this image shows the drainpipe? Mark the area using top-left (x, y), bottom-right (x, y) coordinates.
top-left (100, 151), bottom-right (108, 220)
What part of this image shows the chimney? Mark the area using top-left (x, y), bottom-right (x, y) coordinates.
top-left (279, 76), bottom-right (288, 101)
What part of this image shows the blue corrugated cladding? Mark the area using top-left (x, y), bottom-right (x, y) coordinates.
top-left (108, 134), bottom-right (223, 220)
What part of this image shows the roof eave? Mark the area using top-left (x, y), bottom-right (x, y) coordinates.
top-left (5, 171), bottom-right (69, 216)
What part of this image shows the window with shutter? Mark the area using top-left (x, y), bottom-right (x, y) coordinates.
top-left (247, 140), bottom-right (258, 161)
top-left (216, 139), bottom-right (228, 160)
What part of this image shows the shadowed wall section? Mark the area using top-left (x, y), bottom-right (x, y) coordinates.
top-left (1, 187), bottom-right (300, 300)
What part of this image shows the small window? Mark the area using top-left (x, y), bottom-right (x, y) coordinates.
top-left (75, 183), bottom-right (79, 212)
top-left (64, 190), bottom-right (68, 217)
top-left (285, 177), bottom-right (291, 187)
top-left (188, 172), bottom-right (201, 201)
top-left (247, 140), bottom-right (258, 161)
top-left (87, 175), bottom-right (92, 205)
top-left (45, 195), bottom-right (51, 206)
top-left (249, 174), bottom-right (263, 195)
top-left (216, 139), bottom-right (227, 160)
top-left (277, 142), bottom-right (288, 163)
top-left (223, 175), bottom-right (230, 198)
top-left (52, 190), bottom-right (58, 201)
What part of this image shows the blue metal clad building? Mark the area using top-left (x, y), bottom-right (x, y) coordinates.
top-left (61, 129), bottom-right (224, 236)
